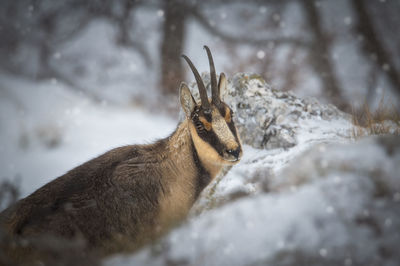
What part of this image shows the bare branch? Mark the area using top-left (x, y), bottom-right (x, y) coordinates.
top-left (350, 0), bottom-right (400, 96)
top-left (190, 7), bottom-right (308, 48)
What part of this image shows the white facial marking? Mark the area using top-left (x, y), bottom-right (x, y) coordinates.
top-left (212, 108), bottom-right (237, 149)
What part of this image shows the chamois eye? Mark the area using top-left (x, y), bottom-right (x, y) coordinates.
top-left (198, 116), bottom-right (212, 131)
top-left (195, 121), bottom-right (205, 131)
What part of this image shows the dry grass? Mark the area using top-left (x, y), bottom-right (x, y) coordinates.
top-left (351, 99), bottom-right (400, 138)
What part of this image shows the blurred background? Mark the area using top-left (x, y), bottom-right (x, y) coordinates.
top-left (1, 0), bottom-right (400, 109)
top-left (1, 0), bottom-right (400, 201)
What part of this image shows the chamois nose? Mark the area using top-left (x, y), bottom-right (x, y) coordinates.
top-left (226, 147), bottom-right (241, 159)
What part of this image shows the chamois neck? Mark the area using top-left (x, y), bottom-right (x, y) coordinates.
top-left (167, 119), bottom-right (223, 181)
top-left (166, 119), bottom-right (193, 159)
top-left (164, 120), bottom-right (216, 196)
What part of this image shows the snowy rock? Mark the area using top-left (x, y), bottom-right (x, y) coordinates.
top-left (225, 73), bottom-right (352, 149)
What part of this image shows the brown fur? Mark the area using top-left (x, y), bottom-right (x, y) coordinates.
top-left (0, 49), bottom-right (242, 264)
top-left (0, 115), bottom-right (239, 261)
top-left (1, 119), bottom-right (212, 252)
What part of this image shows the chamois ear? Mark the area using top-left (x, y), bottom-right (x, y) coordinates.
top-left (218, 73), bottom-right (227, 99)
top-left (180, 82), bottom-right (196, 118)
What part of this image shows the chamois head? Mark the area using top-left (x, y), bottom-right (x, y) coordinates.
top-left (180, 46), bottom-right (242, 165)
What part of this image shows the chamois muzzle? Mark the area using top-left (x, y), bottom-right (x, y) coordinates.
top-left (227, 147), bottom-right (241, 159)
top-left (224, 146), bottom-right (242, 162)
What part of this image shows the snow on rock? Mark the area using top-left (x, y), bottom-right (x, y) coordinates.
top-left (223, 73), bottom-right (352, 149)
top-left (106, 135), bottom-right (400, 266)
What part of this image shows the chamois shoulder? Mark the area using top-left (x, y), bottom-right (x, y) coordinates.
top-left (25, 144), bottom-right (141, 201)
top-left (0, 144), bottom-right (155, 235)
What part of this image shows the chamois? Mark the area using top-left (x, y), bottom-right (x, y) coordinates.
top-left (0, 46), bottom-right (242, 257)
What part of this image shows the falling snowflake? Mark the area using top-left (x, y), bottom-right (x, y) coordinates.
top-left (394, 192), bottom-right (400, 202)
top-left (325, 206), bottom-right (334, 214)
top-left (345, 258), bottom-right (353, 266)
top-left (319, 248), bottom-right (328, 257)
top-left (257, 50), bottom-right (265, 59)
top-left (157, 9), bottom-right (164, 17)
top-left (344, 17), bottom-right (352, 25)
top-left (384, 218), bottom-right (392, 227)
top-left (53, 52), bottom-right (61, 59)
top-left (259, 6), bottom-right (267, 14)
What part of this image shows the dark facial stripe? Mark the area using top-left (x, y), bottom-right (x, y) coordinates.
top-left (228, 120), bottom-right (240, 145)
top-left (189, 138), bottom-right (211, 199)
top-left (193, 114), bottom-right (226, 157)
top-left (219, 105), bottom-right (226, 117)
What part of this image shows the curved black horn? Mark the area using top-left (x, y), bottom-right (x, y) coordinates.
top-left (204, 45), bottom-right (220, 105)
top-left (182, 54), bottom-right (211, 112)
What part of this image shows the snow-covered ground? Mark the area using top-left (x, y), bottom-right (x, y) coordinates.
top-left (1, 69), bottom-right (399, 266)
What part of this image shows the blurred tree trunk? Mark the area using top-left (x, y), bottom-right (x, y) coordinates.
top-left (350, 0), bottom-right (400, 97)
top-left (116, 0), bottom-right (135, 46)
top-left (160, 0), bottom-right (187, 95)
top-left (301, 0), bottom-right (347, 110)
top-left (37, 12), bottom-right (55, 80)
